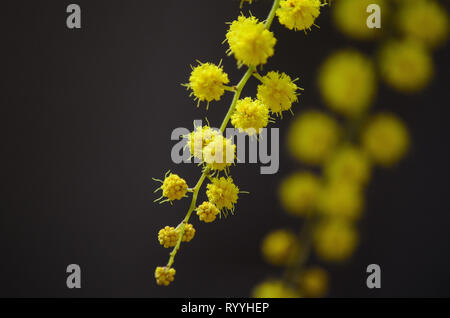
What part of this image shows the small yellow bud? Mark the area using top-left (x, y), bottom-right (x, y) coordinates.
top-left (261, 229), bottom-right (299, 266)
top-left (158, 226), bottom-right (179, 248)
top-left (196, 201), bottom-right (220, 223)
top-left (155, 266), bottom-right (176, 286)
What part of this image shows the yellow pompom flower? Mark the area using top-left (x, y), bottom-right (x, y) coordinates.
top-left (362, 113), bottom-right (410, 166)
top-left (299, 267), bottom-right (329, 298)
top-left (206, 177), bottom-right (239, 213)
top-left (156, 172), bottom-right (188, 202)
top-left (324, 146), bottom-right (371, 186)
top-left (397, 0), bottom-right (449, 48)
top-left (181, 223), bottom-right (196, 242)
top-left (231, 97), bottom-right (269, 136)
top-left (318, 50), bottom-right (376, 117)
top-left (155, 266), bottom-right (176, 286)
top-left (287, 111), bottom-right (340, 165)
top-left (196, 201), bottom-right (220, 223)
top-left (226, 15), bottom-right (276, 67)
top-left (318, 182), bottom-right (364, 221)
top-left (158, 226), bottom-right (179, 248)
top-left (314, 219), bottom-right (358, 262)
top-left (256, 71), bottom-right (300, 117)
top-left (185, 126), bottom-right (220, 161)
top-left (333, 0), bottom-right (388, 40)
top-left (252, 280), bottom-right (301, 298)
top-left (261, 229), bottom-right (299, 266)
top-left (202, 135), bottom-right (236, 171)
top-left (278, 172), bottom-right (321, 216)
top-left (379, 40), bottom-right (433, 93)
top-left (185, 62), bottom-right (230, 108)
top-left (276, 0), bottom-right (322, 32)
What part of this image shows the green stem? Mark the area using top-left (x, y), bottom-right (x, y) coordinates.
top-left (165, 0), bottom-right (281, 270)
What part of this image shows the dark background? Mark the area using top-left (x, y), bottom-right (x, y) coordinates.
top-left (1, 0), bottom-right (449, 297)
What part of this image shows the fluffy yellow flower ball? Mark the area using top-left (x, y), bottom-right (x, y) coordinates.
top-left (299, 267), bottom-right (329, 298)
top-left (155, 266), bottom-right (176, 286)
top-left (158, 226), bottom-right (179, 248)
top-left (206, 177), bottom-right (239, 213)
top-left (257, 71), bottom-right (300, 117)
top-left (202, 135), bottom-right (236, 171)
top-left (314, 219), bottom-right (358, 262)
top-left (196, 201), bottom-right (220, 223)
top-left (231, 97), bottom-right (269, 136)
top-left (181, 223), bottom-right (195, 242)
top-left (186, 62), bottom-right (230, 107)
top-left (185, 126), bottom-right (220, 161)
top-left (261, 229), bottom-right (299, 266)
top-left (318, 181), bottom-right (364, 221)
top-left (333, 0), bottom-right (388, 40)
top-left (288, 111), bottom-right (340, 165)
top-left (278, 172), bottom-right (321, 216)
top-left (362, 113), bottom-right (410, 166)
top-left (324, 146), bottom-right (371, 186)
top-left (318, 50), bottom-right (376, 117)
top-left (276, 0), bottom-right (322, 32)
top-left (379, 40), bottom-right (433, 93)
top-left (160, 173), bottom-right (188, 201)
top-left (252, 280), bottom-right (301, 298)
top-left (397, 0), bottom-right (449, 48)
top-left (226, 15), bottom-right (276, 67)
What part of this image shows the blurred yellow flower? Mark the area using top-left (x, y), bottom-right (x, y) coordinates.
top-left (379, 40), bottom-right (433, 93)
top-left (314, 219), bottom-right (358, 262)
top-left (362, 113), bottom-right (410, 167)
top-left (252, 280), bottom-right (301, 298)
top-left (278, 172), bottom-right (321, 216)
top-left (299, 267), bottom-right (329, 298)
top-left (318, 181), bottom-right (364, 221)
top-left (333, 0), bottom-right (388, 40)
top-left (261, 229), bottom-right (299, 266)
top-left (288, 111), bottom-right (340, 165)
top-left (318, 50), bottom-right (376, 117)
top-left (397, 0), bottom-right (449, 48)
top-left (324, 146), bottom-right (371, 186)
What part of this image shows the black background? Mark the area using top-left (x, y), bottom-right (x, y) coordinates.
top-left (1, 0), bottom-right (449, 297)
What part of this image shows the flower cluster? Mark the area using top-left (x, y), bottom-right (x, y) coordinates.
top-left (154, 0), bottom-right (322, 287)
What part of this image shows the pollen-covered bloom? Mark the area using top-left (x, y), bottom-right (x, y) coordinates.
top-left (276, 0), bottom-right (321, 32)
top-left (181, 223), bottom-right (195, 242)
top-left (226, 15), bottom-right (276, 67)
top-left (159, 173), bottom-right (188, 202)
top-left (333, 0), bottom-right (387, 40)
top-left (379, 40), bottom-right (433, 93)
top-left (196, 201), bottom-right (220, 223)
top-left (362, 113), bottom-right (410, 167)
top-left (288, 111), bottom-right (340, 165)
top-left (202, 135), bottom-right (236, 171)
top-left (314, 219), bottom-right (358, 262)
top-left (318, 181), bottom-right (364, 221)
top-left (261, 229), bottom-right (299, 266)
top-left (158, 226), bottom-right (179, 248)
top-left (299, 267), bottom-right (329, 298)
top-left (252, 280), bottom-right (301, 298)
top-left (324, 146), bottom-right (371, 186)
top-left (155, 266), bottom-right (176, 286)
top-left (397, 0), bottom-right (449, 48)
top-left (185, 125), bottom-right (220, 161)
top-left (186, 62), bottom-right (229, 107)
top-left (206, 177), bottom-right (239, 213)
top-left (318, 50), bottom-right (376, 117)
top-left (231, 97), bottom-right (269, 136)
top-left (257, 71), bottom-right (300, 116)
top-left (278, 172), bottom-right (321, 216)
